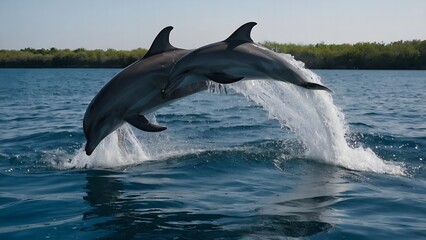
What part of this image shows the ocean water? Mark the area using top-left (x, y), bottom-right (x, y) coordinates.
top-left (0, 62), bottom-right (425, 239)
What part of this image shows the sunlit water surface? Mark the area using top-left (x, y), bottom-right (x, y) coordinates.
top-left (0, 65), bottom-right (425, 239)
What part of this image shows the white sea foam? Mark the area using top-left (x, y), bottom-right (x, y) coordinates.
top-left (59, 124), bottom-right (149, 169)
top-left (54, 122), bottom-right (204, 170)
top-left (231, 53), bottom-right (405, 175)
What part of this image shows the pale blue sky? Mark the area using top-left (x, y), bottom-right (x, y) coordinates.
top-left (1, 0), bottom-right (425, 50)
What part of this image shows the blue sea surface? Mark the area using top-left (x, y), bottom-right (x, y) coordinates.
top-left (0, 68), bottom-right (425, 239)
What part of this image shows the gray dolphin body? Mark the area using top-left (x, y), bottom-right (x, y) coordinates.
top-left (83, 27), bottom-right (206, 155)
top-left (162, 22), bottom-right (331, 97)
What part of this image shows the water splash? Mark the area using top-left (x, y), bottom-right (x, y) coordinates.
top-left (53, 122), bottom-right (205, 170)
top-left (57, 124), bottom-right (149, 169)
top-left (230, 54), bottom-right (405, 175)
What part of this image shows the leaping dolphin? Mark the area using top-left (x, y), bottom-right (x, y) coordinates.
top-left (83, 26), bottom-right (207, 156)
top-left (162, 22), bottom-right (331, 97)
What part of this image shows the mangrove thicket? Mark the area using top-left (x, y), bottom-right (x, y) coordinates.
top-left (0, 40), bottom-right (425, 69)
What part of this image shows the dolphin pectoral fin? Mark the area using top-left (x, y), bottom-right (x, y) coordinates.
top-left (206, 72), bottom-right (244, 84)
top-left (126, 115), bottom-right (167, 132)
top-left (302, 82), bottom-right (332, 92)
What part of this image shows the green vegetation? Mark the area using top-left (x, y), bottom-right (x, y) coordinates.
top-left (0, 48), bottom-right (147, 68)
top-left (0, 40), bottom-right (425, 69)
top-left (263, 40), bottom-right (426, 69)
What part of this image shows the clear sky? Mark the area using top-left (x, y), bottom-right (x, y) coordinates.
top-left (1, 0), bottom-right (425, 50)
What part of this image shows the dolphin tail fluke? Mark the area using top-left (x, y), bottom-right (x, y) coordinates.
top-left (302, 82), bottom-right (332, 92)
top-left (126, 115), bottom-right (167, 132)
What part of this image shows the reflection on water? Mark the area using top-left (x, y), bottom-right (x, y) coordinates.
top-left (81, 157), bottom-right (351, 239)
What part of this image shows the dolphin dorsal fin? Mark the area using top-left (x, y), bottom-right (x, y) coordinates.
top-left (225, 22), bottom-right (257, 43)
top-left (143, 26), bottom-right (178, 59)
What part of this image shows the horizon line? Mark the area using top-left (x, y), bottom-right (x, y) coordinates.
top-left (1, 39), bottom-right (425, 51)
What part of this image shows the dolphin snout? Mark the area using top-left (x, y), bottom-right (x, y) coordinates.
top-left (85, 142), bottom-right (95, 156)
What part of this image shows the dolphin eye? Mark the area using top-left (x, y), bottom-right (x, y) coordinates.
top-left (99, 116), bottom-right (109, 125)
top-left (95, 116), bottom-right (108, 131)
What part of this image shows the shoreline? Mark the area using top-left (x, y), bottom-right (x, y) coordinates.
top-left (1, 40), bottom-right (425, 70)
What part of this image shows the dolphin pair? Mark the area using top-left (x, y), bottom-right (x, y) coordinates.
top-left (83, 22), bottom-right (331, 156)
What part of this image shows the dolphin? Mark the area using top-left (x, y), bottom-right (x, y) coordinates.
top-left (162, 22), bottom-right (331, 97)
top-left (83, 26), bottom-right (207, 156)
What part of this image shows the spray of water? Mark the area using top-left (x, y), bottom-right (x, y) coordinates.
top-left (231, 53), bottom-right (405, 175)
top-left (58, 118), bottom-right (204, 169)
top-left (59, 124), bottom-right (149, 169)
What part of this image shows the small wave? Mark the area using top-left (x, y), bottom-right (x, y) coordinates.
top-left (349, 122), bottom-right (373, 128)
top-left (0, 215), bottom-right (82, 234)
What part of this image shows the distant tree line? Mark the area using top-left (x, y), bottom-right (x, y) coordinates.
top-left (263, 40), bottom-right (426, 69)
top-left (0, 48), bottom-right (147, 68)
top-left (0, 40), bottom-right (425, 69)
